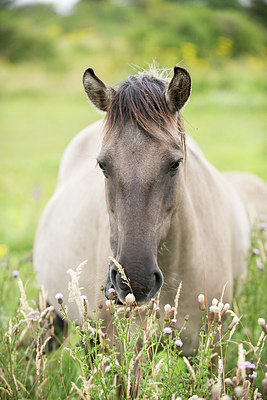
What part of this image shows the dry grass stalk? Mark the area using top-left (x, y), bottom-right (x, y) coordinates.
top-left (67, 260), bottom-right (87, 321)
top-left (0, 369), bottom-right (12, 397)
top-left (183, 356), bottom-right (197, 383)
top-left (237, 343), bottom-right (246, 383)
top-left (173, 281), bottom-right (182, 319)
top-left (109, 256), bottom-right (131, 288)
top-left (70, 381), bottom-right (89, 400)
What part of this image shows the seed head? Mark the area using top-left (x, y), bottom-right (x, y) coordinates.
top-left (198, 294), bottom-right (205, 310)
top-left (125, 293), bottom-right (135, 307)
top-left (212, 298), bottom-right (218, 306)
top-left (164, 304), bottom-right (172, 314)
top-left (234, 386), bottom-right (243, 397)
top-left (258, 318), bottom-right (267, 334)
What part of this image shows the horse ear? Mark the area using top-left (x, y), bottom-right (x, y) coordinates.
top-left (83, 68), bottom-right (115, 112)
top-left (165, 66), bottom-right (191, 113)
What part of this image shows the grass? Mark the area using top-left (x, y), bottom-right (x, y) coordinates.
top-left (0, 222), bottom-right (266, 399)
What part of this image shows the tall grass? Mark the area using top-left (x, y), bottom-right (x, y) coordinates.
top-left (0, 220), bottom-right (266, 399)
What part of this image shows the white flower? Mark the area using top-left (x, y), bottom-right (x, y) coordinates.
top-left (164, 304), bottom-right (172, 313)
top-left (223, 303), bottom-right (230, 312)
top-left (234, 386), bottom-right (243, 397)
top-left (258, 318), bottom-right (266, 326)
top-left (125, 293), bottom-right (135, 304)
top-left (212, 298), bottom-right (218, 306)
top-left (198, 294), bottom-right (204, 303)
top-left (218, 302), bottom-right (224, 312)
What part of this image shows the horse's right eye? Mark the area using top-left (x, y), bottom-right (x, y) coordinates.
top-left (97, 161), bottom-right (107, 176)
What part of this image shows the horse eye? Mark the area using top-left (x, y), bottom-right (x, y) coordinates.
top-left (98, 162), bottom-right (105, 171)
top-left (98, 162), bottom-right (108, 176)
top-left (170, 159), bottom-right (183, 172)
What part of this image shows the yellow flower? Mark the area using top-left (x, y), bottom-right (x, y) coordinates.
top-left (0, 244), bottom-right (8, 258)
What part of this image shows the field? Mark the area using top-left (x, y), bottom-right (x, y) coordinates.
top-left (0, 0), bottom-right (267, 398)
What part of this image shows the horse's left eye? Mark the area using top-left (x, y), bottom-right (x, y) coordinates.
top-left (170, 159), bottom-right (183, 172)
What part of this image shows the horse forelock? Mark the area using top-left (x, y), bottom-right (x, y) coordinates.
top-left (104, 72), bottom-right (185, 148)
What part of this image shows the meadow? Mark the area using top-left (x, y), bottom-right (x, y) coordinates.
top-left (0, 0), bottom-right (267, 398)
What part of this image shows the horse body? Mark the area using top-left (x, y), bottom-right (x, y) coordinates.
top-left (34, 67), bottom-right (264, 354)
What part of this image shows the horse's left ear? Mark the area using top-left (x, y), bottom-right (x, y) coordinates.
top-left (83, 68), bottom-right (115, 112)
top-left (165, 66), bottom-right (191, 113)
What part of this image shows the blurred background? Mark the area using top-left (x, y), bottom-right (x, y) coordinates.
top-left (0, 0), bottom-right (266, 255)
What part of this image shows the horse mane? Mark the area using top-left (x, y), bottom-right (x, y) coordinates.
top-left (104, 69), bottom-right (186, 149)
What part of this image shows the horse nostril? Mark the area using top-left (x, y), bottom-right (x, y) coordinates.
top-left (154, 271), bottom-right (163, 291)
top-left (110, 266), bottom-right (117, 286)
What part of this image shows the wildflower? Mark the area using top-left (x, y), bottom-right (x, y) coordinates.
top-left (164, 303), bottom-right (172, 319)
top-left (106, 299), bottom-right (115, 315)
top-left (108, 288), bottom-right (116, 299)
top-left (175, 339), bottom-right (183, 347)
top-left (55, 293), bottom-right (63, 304)
top-left (125, 307), bottom-right (131, 318)
top-left (198, 293), bottom-right (205, 310)
top-left (249, 372), bottom-right (257, 380)
top-left (258, 317), bottom-right (267, 334)
top-left (170, 307), bottom-right (175, 319)
top-left (210, 305), bottom-right (219, 321)
top-left (212, 298), bottom-right (218, 306)
top-left (184, 314), bottom-right (189, 321)
top-left (81, 295), bottom-right (87, 302)
top-left (171, 318), bottom-right (177, 326)
top-left (257, 261), bottom-right (264, 270)
top-left (244, 361), bottom-right (255, 370)
top-left (12, 270), bottom-right (19, 278)
top-left (221, 302), bottom-right (230, 316)
top-left (163, 327), bottom-right (172, 336)
top-left (176, 397), bottom-right (182, 400)
top-left (154, 307), bottom-right (160, 319)
top-left (125, 293), bottom-right (135, 308)
top-left (220, 396), bottom-right (231, 400)
top-left (252, 248), bottom-right (260, 255)
top-left (75, 342), bottom-right (79, 347)
top-left (218, 302), bottom-right (224, 312)
top-left (100, 284), bottom-right (104, 292)
top-left (260, 222), bottom-right (266, 230)
top-left (225, 378), bottom-right (234, 388)
top-left (98, 303), bottom-right (103, 310)
top-left (234, 386), bottom-right (243, 397)
top-left (148, 298), bottom-right (155, 311)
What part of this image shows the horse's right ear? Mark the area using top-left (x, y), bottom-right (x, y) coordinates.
top-left (83, 68), bottom-right (115, 112)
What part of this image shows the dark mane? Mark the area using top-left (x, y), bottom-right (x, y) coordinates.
top-left (104, 73), bottom-right (185, 146)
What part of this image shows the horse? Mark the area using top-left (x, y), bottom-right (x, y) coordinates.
top-left (33, 66), bottom-right (267, 355)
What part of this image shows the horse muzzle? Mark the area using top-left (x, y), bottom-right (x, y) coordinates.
top-left (105, 260), bottom-right (164, 304)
